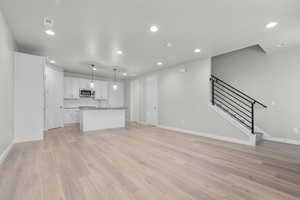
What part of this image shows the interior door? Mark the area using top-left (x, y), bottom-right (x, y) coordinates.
top-left (130, 80), bottom-right (140, 122)
top-left (145, 76), bottom-right (158, 125)
top-left (45, 66), bottom-right (64, 129)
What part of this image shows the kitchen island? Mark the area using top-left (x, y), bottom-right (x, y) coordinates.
top-left (79, 107), bottom-right (127, 132)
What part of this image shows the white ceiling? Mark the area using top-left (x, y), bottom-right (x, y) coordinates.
top-left (1, 0), bottom-right (300, 77)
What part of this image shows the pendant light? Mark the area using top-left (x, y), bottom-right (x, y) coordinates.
top-left (113, 68), bottom-right (118, 90)
top-left (90, 64), bottom-right (96, 89)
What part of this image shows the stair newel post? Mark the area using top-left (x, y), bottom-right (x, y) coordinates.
top-left (251, 102), bottom-right (255, 134)
top-left (211, 78), bottom-right (215, 105)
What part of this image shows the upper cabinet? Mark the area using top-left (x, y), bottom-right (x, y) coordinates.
top-left (64, 77), bottom-right (72, 99)
top-left (79, 78), bottom-right (90, 89)
top-left (94, 81), bottom-right (108, 100)
top-left (64, 77), bottom-right (79, 99)
top-left (108, 82), bottom-right (124, 107)
top-left (63, 77), bottom-right (123, 104)
top-left (64, 77), bottom-right (109, 100)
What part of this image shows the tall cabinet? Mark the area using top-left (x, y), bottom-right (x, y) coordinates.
top-left (14, 52), bottom-right (45, 142)
top-left (64, 77), bottom-right (79, 99)
top-left (108, 82), bottom-right (124, 107)
top-left (94, 81), bottom-right (108, 100)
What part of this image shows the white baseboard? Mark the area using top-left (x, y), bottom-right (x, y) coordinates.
top-left (263, 135), bottom-right (300, 146)
top-left (64, 123), bottom-right (79, 127)
top-left (157, 125), bottom-right (254, 146)
top-left (255, 126), bottom-right (300, 146)
top-left (0, 140), bottom-right (15, 165)
top-left (15, 136), bottom-right (43, 143)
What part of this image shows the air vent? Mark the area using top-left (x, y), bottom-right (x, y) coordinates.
top-left (44, 17), bottom-right (54, 27)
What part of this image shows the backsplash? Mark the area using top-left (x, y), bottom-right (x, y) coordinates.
top-left (64, 98), bottom-right (108, 108)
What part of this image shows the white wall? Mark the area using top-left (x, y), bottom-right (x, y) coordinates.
top-left (129, 58), bottom-right (249, 142)
top-left (212, 45), bottom-right (300, 142)
top-left (0, 10), bottom-right (15, 158)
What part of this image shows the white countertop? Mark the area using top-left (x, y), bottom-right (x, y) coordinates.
top-left (79, 106), bottom-right (127, 110)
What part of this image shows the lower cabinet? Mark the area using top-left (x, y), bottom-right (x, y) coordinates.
top-left (64, 109), bottom-right (80, 124)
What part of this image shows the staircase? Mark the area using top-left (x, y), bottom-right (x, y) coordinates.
top-left (210, 75), bottom-right (267, 143)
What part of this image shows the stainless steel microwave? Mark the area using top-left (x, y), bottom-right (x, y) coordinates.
top-left (79, 89), bottom-right (95, 98)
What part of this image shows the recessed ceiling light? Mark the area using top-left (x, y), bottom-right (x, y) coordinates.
top-left (150, 25), bottom-right (159, 32)
top-left (194, 48), bottom-right (201, 53)
top-left (49, 60), bottom-right (56, 64)
top-left (116, 50), bottom-right (123, 55)
top-left (167, 42), bottom-right (172, 47)
top-left (265, 22), bottom-right (278, 29)
top-left (122, 72), bottom-right (127, 76)
top-left (45, 29), bottom-right (55, 36)
top-left (157, 62), bottom-right (163, 66)
top-left (179, 68), bottom-right (187, 73)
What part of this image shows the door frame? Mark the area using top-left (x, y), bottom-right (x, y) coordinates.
top-left (144, 75), bottom-right (158, 126)
top-left (45, 65), bottom-right (64, 130)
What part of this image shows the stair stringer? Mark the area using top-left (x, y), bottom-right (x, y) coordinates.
top-left (209, 104), bottom-right (257, 146)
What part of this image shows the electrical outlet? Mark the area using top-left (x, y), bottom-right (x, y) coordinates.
top-left (293, 128), bottom-right (299, 134)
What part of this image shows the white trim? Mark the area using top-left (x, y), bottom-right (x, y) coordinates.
top-left (255, 126), bottom-right (300, 146)
top-left (0, 140), bottom-right (15, 165)
top-left (210, 104), bottom-right (252, 136)
top-left (157, 125), bottom-right (254, 146)
top-left (15, 136), bottom-right (43, 143)
top-left (210, 105), bottom-right (300, 146)
top-left (210, 104), bottom-right (256, 145)
top-left (263, 134), bottom-right (300, 146)
top-left (64, 123), bottom-right (79, 127)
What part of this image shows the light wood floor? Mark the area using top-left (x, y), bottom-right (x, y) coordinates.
top-left (1, 123), bottom-right (300, 200)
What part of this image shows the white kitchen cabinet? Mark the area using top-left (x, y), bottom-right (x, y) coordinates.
top-left (94, 81), bottom-right (108, 100)
top-left (79, 78), bottom-right (90, 89)
top-left (108, 82), bottom-right (124, 107)
top-left (14, 52), bottom-right (45, 142)
top-left (72, 78), bottom-right (80, 98)
top-left (64, 77), bottom-right (79, 99)
top-left (64, 77), bottom-right (72, 99)
top-left (64, 109), bottom-right (80, 124)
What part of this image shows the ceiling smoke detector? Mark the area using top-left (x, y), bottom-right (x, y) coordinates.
top-left (44, 17), bottom-right (54, 27)
top-left (277, 42), bottom-right (287, 48)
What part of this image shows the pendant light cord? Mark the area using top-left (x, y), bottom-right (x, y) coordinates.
top-left (113, 68), bottom-right (117, 82)
top-left (91, 64), bottom-right (95, 82)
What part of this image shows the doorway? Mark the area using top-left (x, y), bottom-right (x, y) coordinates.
top-left (45, 66), bottom-right (64, 129)
top-left (144, 75), bottom-right (158, 126)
